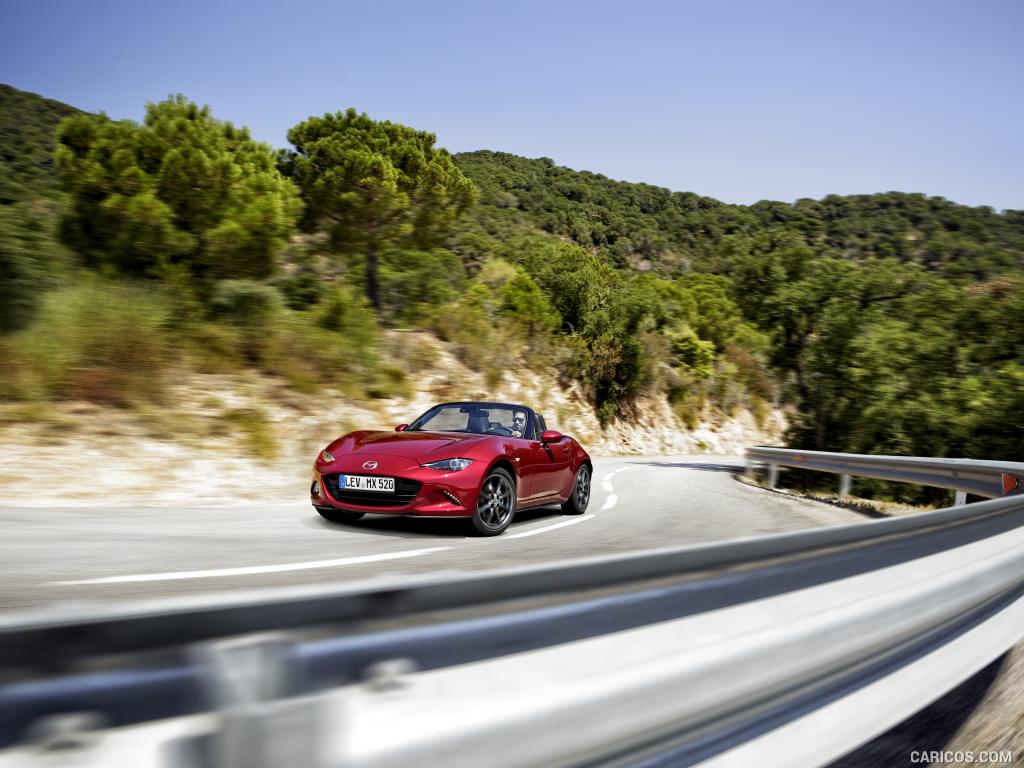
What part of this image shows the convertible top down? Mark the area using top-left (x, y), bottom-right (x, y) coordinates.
top-left (311, 401), bottom-right (592, 535)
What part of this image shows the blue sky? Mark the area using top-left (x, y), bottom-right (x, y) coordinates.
top-left (2, 0), bottom-right (1021, 209)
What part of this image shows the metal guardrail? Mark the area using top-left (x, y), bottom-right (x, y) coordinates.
top-left (1, 450), bottom-right (1023, 767)
top-left (746, 446), bottom-right (1024, 502)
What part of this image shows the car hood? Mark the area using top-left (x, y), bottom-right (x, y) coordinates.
top-left (330, 431), bottom-right (490, 459)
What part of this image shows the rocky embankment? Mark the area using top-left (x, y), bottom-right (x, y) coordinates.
top-left (0, 331), bottom-right (785, 507)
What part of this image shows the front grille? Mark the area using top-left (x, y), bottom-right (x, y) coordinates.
top-left (322, 474), bottom-right (421, 508)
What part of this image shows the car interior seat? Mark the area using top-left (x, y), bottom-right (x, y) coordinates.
top-left (467, 409), bottom-right (490, 433)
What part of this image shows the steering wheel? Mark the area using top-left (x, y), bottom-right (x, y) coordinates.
top-left (486, 424), bottom-right (514, 436)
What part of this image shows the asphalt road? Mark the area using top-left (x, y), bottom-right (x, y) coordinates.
top-left (0, 455), bottom-right (868, 613)
top-left (2, 454), bottom-right (1021, 764)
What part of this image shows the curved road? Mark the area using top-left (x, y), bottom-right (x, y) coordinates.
top-left (0, 455), bottom-right (868, 613)
top-left (2, 454), bottom-right (1021, 764)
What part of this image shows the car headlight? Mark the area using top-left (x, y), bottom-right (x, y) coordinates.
top-left (421, 458), bottom-right (474, 471)
top-left (321, 449), bottom-right (335, 463)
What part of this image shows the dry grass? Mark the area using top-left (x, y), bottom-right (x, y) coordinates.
top-left (804, 491), bottom-right (936, 517)
top-left (219, 407), bottom-right (278, 462)
top-left (1, 280), bottom-right (172, 405)
top-left (0, 401), bottom-right (71, 427)
top-left (387, 332), bottom-right (438, 372)
top-left (736, 474), bottom-right (934, 518)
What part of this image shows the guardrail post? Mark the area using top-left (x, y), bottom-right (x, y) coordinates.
top-left (178, 634), bottom-right (321, 768)
top-left (955, 490), bottom-right (967, 506)
top-left (839, 474), bottom-right (852, 499)
top-left (768, 463), bottom-right (779, 490)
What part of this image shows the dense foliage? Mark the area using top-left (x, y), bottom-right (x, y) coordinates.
top-left (55, 96), bottom-right (301, 281)
top-left (0, 204), bottom-right (48, 333)
top-left (1, 85), bottom-right (1021, 498)
top-left (283, 110), bottom-right (476, 311)
top-left (448, 151), bottom-right (1024, 495)
top-left (454, 150), bottom-right (1024, 281)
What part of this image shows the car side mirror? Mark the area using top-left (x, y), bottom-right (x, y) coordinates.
top-left (541, 430), bottom-right (565, 444)
top-left (395, 424), bottom-right (409, 432)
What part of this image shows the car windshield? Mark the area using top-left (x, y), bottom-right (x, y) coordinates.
top-left (409, 405), bottom-right (529, 437)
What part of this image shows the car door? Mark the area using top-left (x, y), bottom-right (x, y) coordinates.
top-left (505, 437), bottom-right (537, 504)
top-left (528, 413), bottom-right (573, 499)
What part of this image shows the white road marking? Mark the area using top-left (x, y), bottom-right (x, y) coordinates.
top-left (60, 466), bottom-right (635, 579)
top-left (505, 464), bottom-right (626, 539)
top-left (601, 465), bottom-right (634, 492)
top-left (601, 466), bottom-right (631, 483)
top-left (52, 547), bottom-right (452, 585)
top-left (504, 516), bottom-right (590, 539)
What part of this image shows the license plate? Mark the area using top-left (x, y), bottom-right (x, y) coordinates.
top-left (339, 475), bottom-right (395, 493)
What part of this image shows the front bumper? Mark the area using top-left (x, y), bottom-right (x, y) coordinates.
top-left (310, 455), bottom-right (482, 517)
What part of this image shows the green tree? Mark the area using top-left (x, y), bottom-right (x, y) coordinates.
top-left (378, 247), bottom-right (463, 322)
top-left (536, 243), bottom-right (616, 334)
top-left (283, 109), bottom-right (477, 311)
top-left (768, 258), bottom-right (922, 450)
top-left (55, 96), bottom-right (301, 281)
top-left (498, 269), bottom-right (559, 338)
top-left (676, 273), bottom-right (743, 350)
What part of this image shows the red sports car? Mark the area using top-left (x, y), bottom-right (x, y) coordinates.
top-left (311, 401), bottom-right (592, 535)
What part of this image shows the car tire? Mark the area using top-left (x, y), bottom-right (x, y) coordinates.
top-left (562, 464), bottom-right (591, 515)
top-left (468, 467), bottom-right (516, 536)
top-left (316, 507), bottom-right (366, 525)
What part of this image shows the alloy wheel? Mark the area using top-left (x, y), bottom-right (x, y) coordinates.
top-left (575, 466), bottom-right (590, 510)
top-left (477, 474), bottom-right (514, 530)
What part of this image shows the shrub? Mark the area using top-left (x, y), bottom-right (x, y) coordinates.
top-left (220, 407), bottom-right (278, 461)
top-left (317, 284), bottom-right (379, 346)
top-left (277, 265), bottom-right (325, 310)
top-left (387, 332), bottom-right (439, 372)
top-left (4, 279), bottom-right (171, 404)
top-left (709, 359), bottom-right (744, 415)
top-left (669, 329), bottom-right (714, 379)
top-left (186, 322), bottom-right (245, 373)
top-left (498, 269), bottom-right (559, 338)
top-left (239, 286), bottom-right (382, 394)
top-left (378, 248), bottom-right (463, 323)
top-left (428, 290), bottom-right (508, 388)
top-left (209, 279), bottom-right (282, 325)
top-left (208, 280), bottom-right (282, 363)
top-left (751, 395), bottom-right (772, 430)
top-left (366, 365), bottom-right (413, 399)
top-left (0, 205), bottom-right (48, 334)
top-left (597, 401), bottom-right (617, 428)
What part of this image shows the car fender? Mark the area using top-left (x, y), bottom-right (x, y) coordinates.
top-left (570, 439), bottom-right (592, 474)
top-left (462, 441), bottom-right (525, 489)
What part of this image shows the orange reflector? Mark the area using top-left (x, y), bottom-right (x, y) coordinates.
top-left (794, 455), bottom-right (804, 463)
top-left (1003, 474), bottom-right (1020, 495)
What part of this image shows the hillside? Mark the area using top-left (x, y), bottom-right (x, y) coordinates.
top-left (0, 84), bottom-right (82, 205)
top-left (0, 84), bottom-right (1021, 505)
top-left (453, 150), bottom-right (1024, 280)
top-left (5, 85), bottom-right (1021, 281)
top-left (0, 330), bottom-right (785, 506)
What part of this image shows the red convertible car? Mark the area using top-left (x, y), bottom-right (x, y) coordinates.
top-left (311, 401), bottom-right (592, 535)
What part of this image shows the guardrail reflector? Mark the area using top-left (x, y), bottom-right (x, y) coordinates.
top-left (1003, 474), bottom-right (1020, 495)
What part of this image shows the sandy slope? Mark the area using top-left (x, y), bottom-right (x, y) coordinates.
top-left (0, 331), bottom-right (785, 507)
